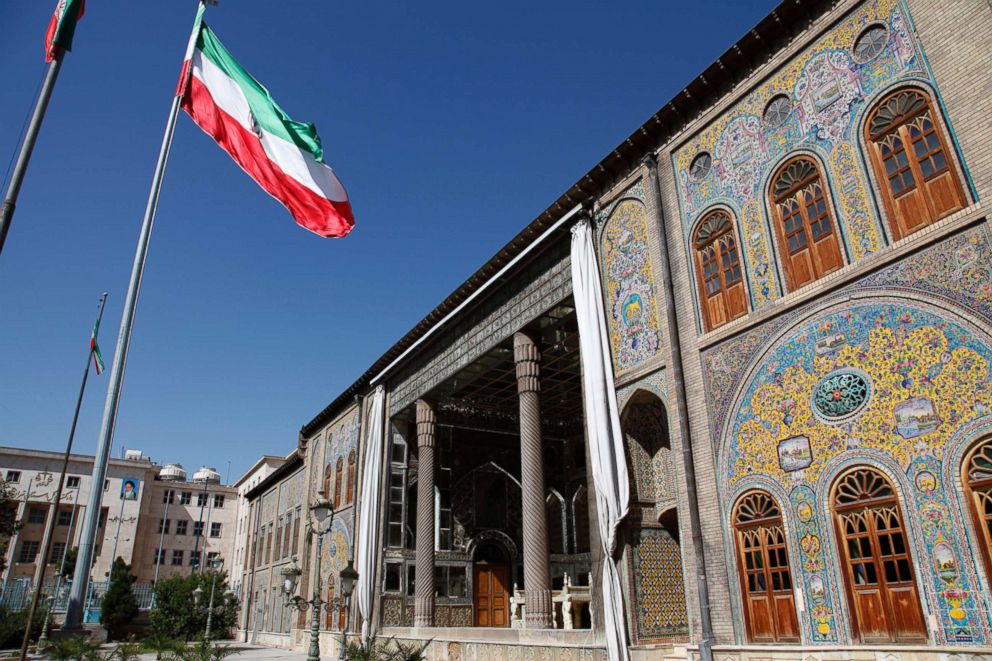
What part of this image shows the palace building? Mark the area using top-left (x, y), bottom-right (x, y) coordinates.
top-left (238, 0), bottom-right (992, 658)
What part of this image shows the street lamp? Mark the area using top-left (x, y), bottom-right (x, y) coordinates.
top-left (283, 492), bottom-right (335, 661)
top-left (336, 560), bottom-right (359, 660)
top-left (193, 556), bottom-right (224, 642)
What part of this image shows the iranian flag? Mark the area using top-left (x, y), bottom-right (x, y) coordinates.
top-left (45, 0), bottom-right (85, 62)
top-left (179, 22), bottom-right (354, 238)
top-left (90, 316), bottom-right (104, 375)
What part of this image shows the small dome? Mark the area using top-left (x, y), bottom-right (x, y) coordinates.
top-left (192, 466), bottom-right (221, 485)
top-left (159, 463), bottom-right (187, 482)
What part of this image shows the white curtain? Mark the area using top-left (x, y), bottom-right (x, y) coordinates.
top-left (354, 385), bottom-right (385, 641)
top-left (570, 218), bottom-right (632, 661)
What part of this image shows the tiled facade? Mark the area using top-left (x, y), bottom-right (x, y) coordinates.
top-left (261, 1), bottom-right (992, 659)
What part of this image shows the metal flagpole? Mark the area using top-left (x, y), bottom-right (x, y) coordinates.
top-left (62, 1), bottom-right (208, 632)
top-left (18, 293), bottom-right (107, 660)
top-left (0, 52), bottom-right (64, 257)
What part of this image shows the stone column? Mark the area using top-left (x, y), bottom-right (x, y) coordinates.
top-left (414, 399), bottom-right (436, 628)
top-left (514, 331), bottom-right (554, 629)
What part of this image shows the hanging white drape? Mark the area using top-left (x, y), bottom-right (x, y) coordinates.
top-left (570, 218), bottom-right (632, 661)
top-left (354, 385), bottom-right (386, 641)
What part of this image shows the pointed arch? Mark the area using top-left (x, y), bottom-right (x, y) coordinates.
top-left (963, 438), bottom-right (992, 592)
top-left (545, 488), bottom-right (567, 554)
top-left (830, 467), bottom-right (927, 643)
top-left (731, 490), bottom-right (800, 643)
top-left (333, 456), bottom-right (344, 508)
top-left (346, 449), bottom-right (356, 505)
top-left (692, 207), bottom-right (749, 331)
top-left (769, 155), bottom-right (846, 291)
top-left (864, 86), bottom-right (965, 241)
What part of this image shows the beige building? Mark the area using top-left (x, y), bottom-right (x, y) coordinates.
top-left (130, 465), bottom-right (238, 583)
top-left (1, 446), bottom-right (156, 587)
top-left (0, 446), bottom-right (236, 591)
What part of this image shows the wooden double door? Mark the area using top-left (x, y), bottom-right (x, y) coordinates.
top-left (473, 563), bottom-right (509, 627)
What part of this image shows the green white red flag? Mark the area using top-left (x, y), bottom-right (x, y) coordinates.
top-left (45, 0), bottom-right (85, 62)
top-left (90, 317), bottom-right (104, 375)
top-left (178, 19), bottom-right (354, 238)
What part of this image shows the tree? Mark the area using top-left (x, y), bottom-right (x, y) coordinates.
top-left (150, 570), bottom-right (239, 641)
top-left (101, 557), bottom-right (139, 640)
top-left (60, 546), bottom-right (79, 579)
top-left (0, 476), bottom-right (20, 574)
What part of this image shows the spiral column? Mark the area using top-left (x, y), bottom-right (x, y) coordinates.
top-left (514, 331), bottom-right (554, 629)
top-left (414, 398), bottom-right (436, 628)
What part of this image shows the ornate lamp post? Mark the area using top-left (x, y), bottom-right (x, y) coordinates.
top-left (193, 555), bottom-right (224, 642)
top-left (336, 560), bottom-right (358, 661)
top-left (281, 492), bottom-right (334, 661)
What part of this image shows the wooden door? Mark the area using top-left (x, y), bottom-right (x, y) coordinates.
top-left (867, 90), bottom-right (965, 241)
top-left (733, 492), bottom-right (800, 643)
top-left (473, 564), bottom-right (509, 627)
top-left (771, 159), bottom-right (844, 291)
top-left (834, 470), bottom-right (927, 643)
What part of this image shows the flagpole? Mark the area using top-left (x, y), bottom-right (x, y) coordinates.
top-left (63, 2), bottom-right (207, 633)
top-left (18, 293), bottom-right (107, 661)
top-left (0, 52), bottom-right (64, 258)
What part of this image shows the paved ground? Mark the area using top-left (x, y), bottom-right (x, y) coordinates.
top-left (24, 645), bottom-right (305, 661)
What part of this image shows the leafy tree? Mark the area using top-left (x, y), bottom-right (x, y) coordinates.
top-left (150, 570), bottom-right (239, 641)
top-left (143, 632), bottom-right (183, 660)
top-left (101, 557), bottom-right (139, 640)
top-left (60, 545), bottom-right (79, 578)
top-left (168, 640), bottom-right (241, 661)
top-left (42, 634), bottom-right (103, 661)
top-left (0, 476), bottom-right (21, 574)
top-left (0, 602), bottom-right (47, 648)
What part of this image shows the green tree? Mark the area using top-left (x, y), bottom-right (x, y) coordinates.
top-left (60, 545), bottom-right (79, 579)
top-left (0, 602), bottom-right (47, 649)
top-left (150, 570), bottom-right (239, 641)
top-left (101, 557), bottom-right (139, 640)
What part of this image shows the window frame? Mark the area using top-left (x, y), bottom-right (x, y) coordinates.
top-left (963, 439), bottom-right (992, 592)
top-left (731, 490), bottom-right (800, 643)
top-left (769, 156), bottom-right (846, 291)
top-left (864, 87), bottom-right (966, 241)
top-left (692, 209), bottom-right (749, 332)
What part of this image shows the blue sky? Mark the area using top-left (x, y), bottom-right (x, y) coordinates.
top-left (0, 1), bottom-right (776, 483)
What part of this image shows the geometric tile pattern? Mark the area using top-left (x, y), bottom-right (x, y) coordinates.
top-left (629, 526), bottom-right (688, 641)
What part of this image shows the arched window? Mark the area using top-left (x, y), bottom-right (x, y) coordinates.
top-left (346, 450), bottom-right (357, 504)
top-left (545, 491), bottom-right (567, 554)
top-left (693, 210), bottom-right (748, 331)
top-left (832, 468), bottom-right (927, 643)
top-left (964, 439), bottom-right (992, 587)
top-left (322, 465), bottom-right (332, 501)
top-left (334, 457), bottom-right (344, 508)
top-left (770, 157), bottom-right (845, 291)
top-left (866, 88), bottom-right (965, 240)
top-left (732, 491), bottom-right (799, 643)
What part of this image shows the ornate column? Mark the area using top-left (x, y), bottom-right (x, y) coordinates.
top-left (514, 331), bottom-right (554, 628)
top-left (414, 399), bottom-right (436, 628)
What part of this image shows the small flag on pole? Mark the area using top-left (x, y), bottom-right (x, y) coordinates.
top-left (178, 21), bottom-right (354, 238)
top-left (90, 317), bottom-right (104, 375)
top-left (45, 0), bottom-right (85, 62)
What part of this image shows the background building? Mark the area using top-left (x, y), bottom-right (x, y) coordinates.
top-left (0, 446), bottom-right (237, 597)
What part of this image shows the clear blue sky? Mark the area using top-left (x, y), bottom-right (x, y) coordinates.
top-left (0, 1), bottom-right (776, 483)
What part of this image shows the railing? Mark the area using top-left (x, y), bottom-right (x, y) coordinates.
top-left (0, 579), bottom-right (156, 612)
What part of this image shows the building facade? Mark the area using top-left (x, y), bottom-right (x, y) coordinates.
top-left (232, 455), bottom-right (285, 597)
top-left (0, 447), bottom-right (236, 592)
top-left (262, 1), bottom-right (992, 659)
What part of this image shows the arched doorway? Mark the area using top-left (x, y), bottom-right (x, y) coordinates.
top-left (732, 490), bottom-right (799, 643)
top-left (832, 468), bottom-right (927, 643)
top-left (473, 541), bottom-right (510, 627)
top-left (963, 439), bottom-right (992, 588)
